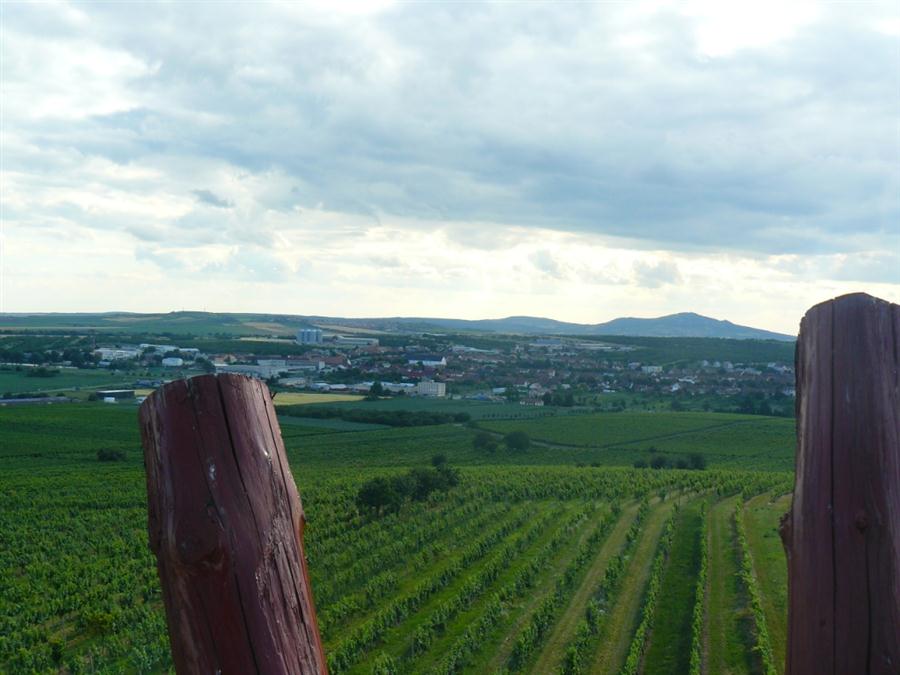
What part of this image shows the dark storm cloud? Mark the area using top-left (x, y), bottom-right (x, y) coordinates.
top-left (4, 2), bottom-right (898, 278)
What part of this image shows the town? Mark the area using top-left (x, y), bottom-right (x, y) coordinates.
top-left (1, 325), bottom-right (796, 416)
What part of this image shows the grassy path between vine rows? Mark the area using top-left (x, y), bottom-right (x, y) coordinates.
top-left (408, 502), bottom-right (594, 673)
top-left (470, 502), bottom-right (626, 674)
top-left (528, 502), bottom-right (642, 673)
top-left (325, 504), bottom-right (526, 649)
top-left (348, 501), bottom-right (573, 673)
top-left (705, 495), bottom-right (755, 675)
top-left (744, 492), bottom-right (790, 675)
top-left (318, 501), bottom-right (509, 640)
top-left (642, 499), bottom-right (703, 674)
top-left (587, 498), bottom-right (676, 674)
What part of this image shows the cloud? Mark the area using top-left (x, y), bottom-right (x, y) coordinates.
top-left (2, 1), bottom-right (898, 327)
top-left (633, 260), bottom-right (683, 288)
top-left (529, 250), bottom-right (564, 279)
top-left (192, 189), bottom-right (233, 209)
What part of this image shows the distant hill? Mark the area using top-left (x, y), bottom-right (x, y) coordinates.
top-left (386, 312), bottom-right (794, 341)
top-left (0, 310), bottom-right (794, 341)
top-left (590, 312), bottom-right (794, 340)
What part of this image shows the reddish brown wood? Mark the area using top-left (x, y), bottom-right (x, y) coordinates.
top-left (139, 373), bottom-right (327, 674)
top-left (783, 293), bottom-right (900, 675)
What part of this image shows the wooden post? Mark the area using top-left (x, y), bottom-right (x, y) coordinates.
top-left (139, 374), bottom-right (327, 674)
top-left (782, 292), bottom-right (899, 675)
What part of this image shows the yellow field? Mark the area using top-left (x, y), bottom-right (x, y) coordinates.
top-left (271, 392), bottom-right (363, 405)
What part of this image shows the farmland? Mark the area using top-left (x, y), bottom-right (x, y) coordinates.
top-left (0, 401), bottom-right (793, 674)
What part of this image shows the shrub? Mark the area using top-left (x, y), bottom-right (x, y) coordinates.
top-left (688, 452), bottom-right (707, 470)
top-left (504, 430), bottom-right (531, 452)
top-left (96, 448), bottom-right (126, 462)
top-left (356, 463), bottom-right (459, 514)
top-left (472, 431), bottom-right (498, 452)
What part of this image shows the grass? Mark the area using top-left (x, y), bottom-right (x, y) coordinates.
top-left (642, 500), bottom-right (704, 674)
top-left (0, 367), bottom-right (140, 395)
top-left (0, 400), bottom-right (793, 674)
top-left (303, 395), bottom-right (566, 420)
top-left (411, 507), bottom-right (583, 673)
top-left (705, 495), bottom-right (757, 675)
top-left (352, 503), bottom-right (578, 672)
top-left (744, 492), bottom-right (790, 674)
top-left (272, 392), bottom-right (364, 405)
top-left (472, 507), bottom-right (616, 673)
top-left (529, 502), bottom-right (641, 672)
top-left (278, 416), bottom-right (388, 433)
top-left (480, 412), bottom-right (754, 447)
top-left (480, 412), bottom-right (795, 471)
top-left (588, 499), bottom-right (676, 673)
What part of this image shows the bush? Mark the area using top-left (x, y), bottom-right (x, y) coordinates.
top-left (356, 463), bottom-right (460, 514)
top-left (96, 448), bottom-right (126, 462)
top-left (473, 431), bottom-right (498, 452)
top-left (504, 430), bottom-right (531, 452)
top-left (633, 458), bottom-right (648, 468)
top-left (688, 452), bottom-right (707, 470)
top-left (650, 455), bottom-right (668, 469)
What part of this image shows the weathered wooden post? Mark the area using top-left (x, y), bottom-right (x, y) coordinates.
top-left (783, 292), bottom-right (899, 674)
top-left (139, 373), bottom-right (327, 674)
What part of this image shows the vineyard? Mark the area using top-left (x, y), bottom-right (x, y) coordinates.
top-left (0, 403), bottom-right (793, 674)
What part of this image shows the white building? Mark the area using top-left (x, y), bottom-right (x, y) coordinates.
top-left (216, 360), bottom-right (287, 379)
top-left (94, 347), bottom-right (141, 361)
top-left (416, 380), bottom-right (446, 397)
top-left (161, 357), bottom-right (184, 367)
top-left (641, 365), bottom-right (663, 374)
top-left (407, 354), bottom-right (447, 368)
top-left (296, 328), bottom-right (323, 344)
top-left (333, 335), bottom-right (380, 347)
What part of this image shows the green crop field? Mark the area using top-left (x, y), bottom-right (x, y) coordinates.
top-left (479, 412), bottom-right (795, 471)
top-left (303, 396), bottom-right (567, 420)
top-left (0, 368), bottom-right (143, 396)
top-left (0, 401), bottom-right (793, 674)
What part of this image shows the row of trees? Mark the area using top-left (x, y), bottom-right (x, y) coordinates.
top-left (634, 452), bottom-right (707, 470)
top-left (284, 406), bottom-right (471, 427)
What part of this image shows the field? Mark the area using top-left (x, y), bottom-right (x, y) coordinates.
top-left (478, 412), bottom-right (795, 471)
top-left (273, 392), bottom-right (366, 405)
top-left (0, 368), bottom-right (140, 396)
top-left (0, 402), bottom-right (794, 674)
top-left (302, 396), bottom-right (566, 420)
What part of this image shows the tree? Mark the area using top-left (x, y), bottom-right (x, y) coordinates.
top-left (688, 452), bottom-right (707, 470)
top-left (367, 381), bottom-right (384, 400)
top-left (505, 430), bottom-right (531, 452)
top-left (650, 455), bottom-right (669, 469)
top-left (633, 458), bottom-right (648, 468)
top-left (355, 477), bottom-right (400, 513)
top-left (473, 431), bottom-right (498, 453)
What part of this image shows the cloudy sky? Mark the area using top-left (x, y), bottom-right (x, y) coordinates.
top-left (2, 1), bottom-right (898, 333)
